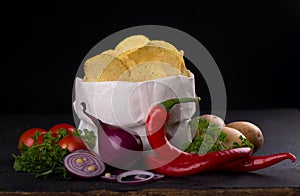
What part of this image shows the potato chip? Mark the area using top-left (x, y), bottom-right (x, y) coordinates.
top-left (146, 40), bottom-right (189, 76)
top-left (156, 62), bottom-right (182, 76)
top-left (122, 45), bottom-right (189, 77)
top-left (118, 62), bottom-right (172, 82)
top-left (83, 35), bottom-right (190, 82)
top-left (147, 40), bottom-right (179, 53)
top-left (115, 35), bottom-right (150, 53)
top-left (83, 50), bottom-right (127, 82)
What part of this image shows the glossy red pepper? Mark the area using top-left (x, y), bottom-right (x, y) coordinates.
top-left (215, 152), bottom-right (296, 172)
top-left (146, 147), bottom-right (253, 177)
top-left (145, 97), bottom-right (253, 177)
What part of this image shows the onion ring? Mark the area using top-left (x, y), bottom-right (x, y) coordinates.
top-left (116, 170), bottom-right (155, 185)
top-left (64, 150), bottom-right (105, 178)
top-left (135, 173), bottom-right (165, 182)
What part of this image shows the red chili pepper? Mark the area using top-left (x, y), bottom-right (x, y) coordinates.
top-left (145, 97), bottom-right (253, 177)
top-left (146, 147), bottom-right (253, 177)
top-left (215, 152), bottom-right (296, 172)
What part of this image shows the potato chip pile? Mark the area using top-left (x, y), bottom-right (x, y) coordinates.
top-left (83, 35), bottom-right (190, 82)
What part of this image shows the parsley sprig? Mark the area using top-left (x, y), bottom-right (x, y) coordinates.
top-left (12, 129), bottom-right (70, 178)
top-left (182, 117), bottom-right (227, 154)
top-left (78, 129), bottom-right (96, 149)
top-left (182, 117), bottom-right (254, 154)
top-left (233, 135), bottom-right (254, 149)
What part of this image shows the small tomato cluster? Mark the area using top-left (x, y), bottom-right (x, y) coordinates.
top-left (13, 123), bottom-right (87, 178)
top-left (18, 123), bottom-right (87, 153)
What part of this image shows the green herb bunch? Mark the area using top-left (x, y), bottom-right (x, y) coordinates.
top-left (78, 129), bottom-right (96, 149)
top-left (183, 117), bottom-right (227, 154)
top-left (183, 117), bottom-right (254, 154)
top-left (233, 135), bottom-right (254, 149)
top-left (12, 130), bottom-right (69, 178)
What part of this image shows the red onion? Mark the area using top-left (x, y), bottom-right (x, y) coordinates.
top-left (72, 149), bottom-right (93, 154)
top-left (135, 173), bottom-right (165, 181)
top-left (116, 170), bottom-right (155, 185)
top-left (64, 150), bottom-right (105, 178)
top-left (80, 102), bottom-right (144, 170)
top-left (99, 122), bottom-right (144, 169)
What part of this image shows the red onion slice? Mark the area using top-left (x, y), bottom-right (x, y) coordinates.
top-left (64, 150), bottom-right (105, 178)
top-left (116, 170), bottom-right (155, 185)
top-left (72, 149), bottom-right (93, 154)
top-left (135, 173), bottom-right (165, 182)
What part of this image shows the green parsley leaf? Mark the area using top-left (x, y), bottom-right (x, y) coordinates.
top-left (77, 129), bottom-right (96, 149)
top-left (12, 130), bottom-right (70, 178)
top-left (183, 117), bottom-right (255, 154)
top-left (183, 117), bottom-right (227, 154)
top-left (232, 135), bottom-right (255, 149)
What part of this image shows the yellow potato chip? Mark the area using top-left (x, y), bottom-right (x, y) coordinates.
top-left (147, 40), bottom-right (179, 53)
top-left (122, 45), bottom-right (189, 77)
top-left (118, 62), bottom-right (173, 82)
top-left (83, 35), bottom-right (190, 82)
top-left (83, 50), bottom-right (127, 82)
top-left (115, 35), bottom-right (150, 53)
top-left (146, 40), bottom-right (189, 76)
top-left (156, 62), bottom-right (181, 76)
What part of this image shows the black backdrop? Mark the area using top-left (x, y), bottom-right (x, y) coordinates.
top-left (2, 1), bottom-right (299, 114)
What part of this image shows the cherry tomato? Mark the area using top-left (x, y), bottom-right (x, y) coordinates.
top-left (49, 123), bottom-right (76, 137)
top-left (18, 128), bottom-right (47, 148)
top-left (36, 134), bottom-right (45, 145)
top-left (57, 135), bottom-right (87, 152)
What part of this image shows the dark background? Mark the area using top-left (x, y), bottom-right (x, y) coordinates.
top-left (2, 1), bottom-right (299, 114)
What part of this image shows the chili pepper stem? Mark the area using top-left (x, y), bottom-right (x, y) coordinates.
top-left (160, 97), bottom-right (200, 113)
